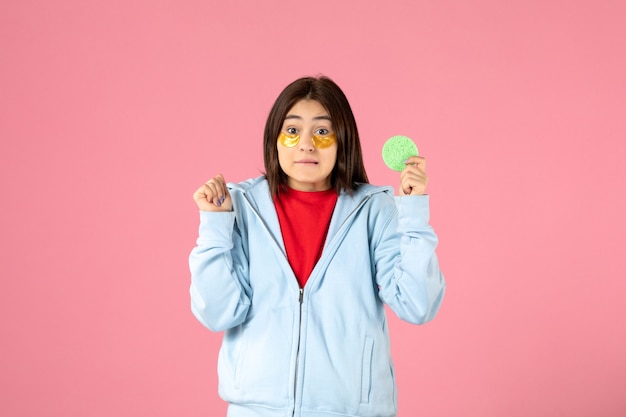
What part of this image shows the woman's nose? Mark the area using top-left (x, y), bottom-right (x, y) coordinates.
top-left (298, 133), bottom-right (315, 151)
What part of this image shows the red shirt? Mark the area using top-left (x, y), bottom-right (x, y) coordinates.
top-left (273, 187), bottom-right (338, 288)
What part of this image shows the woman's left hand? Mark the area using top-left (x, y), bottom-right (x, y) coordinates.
top-left (399, 156), bottom-right (428, 196)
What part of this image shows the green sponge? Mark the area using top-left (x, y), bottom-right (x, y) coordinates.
top-left (382, 135), bottom-right (419, 171)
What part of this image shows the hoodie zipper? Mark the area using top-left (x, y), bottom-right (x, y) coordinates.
top-left (292, 287), bottom-right (304, 416)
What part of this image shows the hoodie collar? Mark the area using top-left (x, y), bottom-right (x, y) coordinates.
top-left (230, 176), bottom-right (392, 247)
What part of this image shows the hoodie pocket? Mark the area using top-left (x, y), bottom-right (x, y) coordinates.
top-left (360, 337), bottom-right (374, 404)
top-left (233, 332), bottom-right (247, 389)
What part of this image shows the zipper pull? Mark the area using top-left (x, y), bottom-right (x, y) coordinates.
top-left (299, 288), bottom-right (304, 303)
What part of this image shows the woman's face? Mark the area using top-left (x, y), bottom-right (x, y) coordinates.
top-left (277, 99), bottom-right (338, 191)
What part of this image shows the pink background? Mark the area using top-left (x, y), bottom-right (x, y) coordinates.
top-left (1, 0), bottom-right (625, 416)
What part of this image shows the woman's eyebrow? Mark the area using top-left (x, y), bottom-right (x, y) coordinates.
top-left (284, 114), bottom-right (331, 121)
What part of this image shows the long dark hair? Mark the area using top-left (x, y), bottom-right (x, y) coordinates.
top-left (263, 76), bottom-right (369, 196)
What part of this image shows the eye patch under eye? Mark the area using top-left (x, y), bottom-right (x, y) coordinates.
top-left (277, 132), bottom-right (301, 147)
top-left (277, 132), bottom-right (337, 149)
top-left (311, 133), bottom-right (336, 149)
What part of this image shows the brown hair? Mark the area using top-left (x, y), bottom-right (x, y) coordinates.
top-left (263, 76), bottom-right (369, 196)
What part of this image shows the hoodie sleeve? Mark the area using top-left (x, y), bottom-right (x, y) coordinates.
top-left (189, 210), bottom-right (252, 332)
top-left (374, 194), bottom-right (446, 324)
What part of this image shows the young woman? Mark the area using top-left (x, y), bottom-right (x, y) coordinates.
top-left (190, 76), bottom-right (445, 417)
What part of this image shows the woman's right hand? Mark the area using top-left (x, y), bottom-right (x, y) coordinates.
top-left (193, 174), bottom-right (233, 212)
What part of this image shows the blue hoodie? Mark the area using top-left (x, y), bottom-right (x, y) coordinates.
top-left (190, 176), bottom-right (445, 417)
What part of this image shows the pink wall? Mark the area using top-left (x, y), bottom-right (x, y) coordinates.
top-left (1, 0), bottom-right (625, 416)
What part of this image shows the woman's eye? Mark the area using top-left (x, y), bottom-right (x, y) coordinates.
top-left (316, 128), bottom-right (330, 136)
top-left (286, 127), bottom-right (298, 135)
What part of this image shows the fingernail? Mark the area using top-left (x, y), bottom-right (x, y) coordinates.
top-left (403, 159), bottom-right (408, 164)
